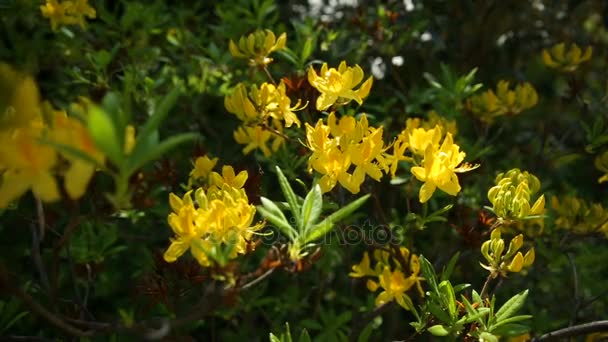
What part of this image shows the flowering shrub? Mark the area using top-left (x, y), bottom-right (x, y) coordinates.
top-left (1, 1), bottom-right (608, 341)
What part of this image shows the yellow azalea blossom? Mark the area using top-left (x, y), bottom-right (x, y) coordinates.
top-left (542, 42), bottom-right (592, 72)
top-left (189, 155), bottom-right (218, 183)
top-left (481, 229), bottom-right (535, 278)
top-left (40, 0), bottom-right (96, 31)
top-left (305, 113), bottom-right (388, 193)
top-left (467, 81), bottom-right (538, 121)
top-left (551, 195), bottom-right (608, 237)
top-left (375, 268), bottom-right (415, 310)
top-left (225, 81), bottom-right (303, 127)
top-left (209, 165), bottom-right (248, 191)
top-left (164, 176), bottom-right (264, 266)
top-left (408, 125), bottom-right (442, 156)
top-left (411, 133), bottom-right (477, 203)
top-left (595, 150), bottom-right (608, 184)
top-left (308, 61), bottom-right (373, 111)
top-left (0, 63), bottom-right (41, 133)
top-left (351, 247), bottom-right (423, 311)
top-left (0, 126), bottom-right (59, 207)
top-left (234, 124), bottom-right (283, 157)
top-left (229, 29), bottom-right (287, 66)
top-left (488, 168), bottom-right (545, 222)
top-left (49, 107), bottom-right (104, 199)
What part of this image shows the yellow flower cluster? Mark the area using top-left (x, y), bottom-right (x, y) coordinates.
top-left (225, 81), bottom-right (304, 157)
top-left (229, 29), bottom-right (287, 67)
top-left (542, 42), bottom-right (592, 72)
top-left (595, 150), bottom-right (608, 184)
top-left (551, 195), bottom-right (608, 237)
top-left (305, 112), bottom-right (388, 193)
top-left (0, 64), bottom-right (103, 208)
top-left (40, 0), bottom-right (96, 31)
top-left (481, 229), bottom-right (535, 278)
top-left (349, 247), bottom-right (423, 311)
top-left (488, 169), bottom-right (545, 224)
top-left (308, 61), bottom-right (373, 111)
top-left (466, 80), bottom-right (538, 122)
top-left (164, 162), bottom-right (264, 266)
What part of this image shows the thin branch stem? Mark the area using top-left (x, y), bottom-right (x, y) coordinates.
top-left (479, 273), bottom-right (494, 299)
top-left (532, 320), bottom-right (608, 341)
top-left (239, 268), bottom-right (275, 290)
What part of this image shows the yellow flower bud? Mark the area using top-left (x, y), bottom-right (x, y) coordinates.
top-left (523, 248), bottom-right (535, 267)
top-left (507, 252), bottom-right (524, 273)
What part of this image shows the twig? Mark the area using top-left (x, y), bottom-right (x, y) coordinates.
top-left (479, 273), bottom-right (494, 299)
top-left (35, 197), bottom-right (46, 241)
top-left (566, 253), bottom-right (580, 326)
top-left (532, 320), bottom-right (608, 341)
top-left (10, 285), bottom-right (93, 337)
top-left (30, 222), bottom-right (50, 292)
top-left (239, 268), bottom-right (275, 290)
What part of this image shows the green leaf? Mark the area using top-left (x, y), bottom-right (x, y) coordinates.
top-left (495, 290), bottom-right (528, 322)
top-left (87, 105), bottom-right (123, 167)
top-left (491, 323), bottom-right (531, 337)
top-left (301, 184), bottom-right (322, 233)
top-left (478, 332), bottom-right (498, 342)
top-left (301, 38), bottom-right (314, 63)
top-left (257, 198), bottom-right (296, 240)
top-left (297, 329), bottom-right (311, 342)
top-left (275, 166), bottom-right (302, 227)
top-left (459, 307), bottom-right (490, 325)
top-left (126, 133), bottom-right (198, 176)
top-left (305, 194), bottom-right (369, 243)
top-left (419, 255), bottom-right (438, 294)
top-left (438, 280), bottom-right (457, 320)
top-left (269, 333), bottom-right (281, 342)
top-left (491, 315), bottom-right (532, 330)
top-left (427, 325), bottom-right (450, 336)
top-left (427, 302), bottom-right (451, 324)
top-left (441, 252), bottom-right (460, 281)
top-left (140, 87), bottom-right (181, 143)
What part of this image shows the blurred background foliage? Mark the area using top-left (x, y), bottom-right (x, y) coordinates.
top-left (1, 0), bottom-right (608, 340)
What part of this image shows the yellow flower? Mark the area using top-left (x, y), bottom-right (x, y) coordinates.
top-left (0, 63), bottom-right (41, 133)
top-left (164, 179), bottom-right (264, 266)
top-left (305, 113), bottom-right (387, 193)
top-left (49, 107), bottom-right (104, 199)
top-left (408, 125), bottom-right (442, 156)
top-left (189, 155), bottom-right (218, 182)
top-left (410, 133), bottom-right (474, 203)
top-left (375, 268), bottom-right (415, 310)
top-left (595, 150), bottom-right (608, 184)
top-left (209, 165), bottom-right (248, 191)
top-left (542, 42), bottom-right (592, 72)
top-left (0, 126), bottom-right (59, 207)
top-left (229, 29), bottom-right (286, 66)
top-left (234, 124), bottom-right (283, 157)
top-left (349, 252), bottom-right (379, 278)
top-left (308, 61), bottom-right (373, 111)
top-left (466, 81), bottom-right (538, 121)
top-left (40, 0), bottom-right (96, 30)
top-left (225, 82), bottom-right (303, 128)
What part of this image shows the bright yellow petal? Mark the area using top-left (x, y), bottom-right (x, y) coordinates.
top-left (65, 159), bottom-right (95, 199)
top-left (0, 171), bottom-right (31, 207)
top-left (163, 238), bottom-right (190, 262)
top-left (419, 181), bottom-right (436, 203)
top-left (31, 172), bottom-right (60, 202)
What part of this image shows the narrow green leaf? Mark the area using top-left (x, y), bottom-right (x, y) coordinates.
top-left (441, 252), bottom-right (460, 281)
top-left (419, 255), bottom-right (438, 294)
top-left (298, 329), bottom-right (311, 342)
top-left (301, 184), bottom-right (322, 233)
top-left (138, 87), bottom-right (181, 143)
top-left (459, 307), bottom-right (490, 324)
top-left (427, 303), bottom-right (451, 324)
top-left (275, 166), bottom-right (302, 227)
top-left (126, 133), bottom-right (198, 175)
top-left (452, 283), bottom-right (470, 294)
top-left (495, 290), bottom-right (528, 322)
top-left (256, 204), bottom-right (296, 240)
top-left (478, 332), bottom-right (498, 342)
top-left (301, 38), bottom-right (314, 63)
top-left (491, 315), bottom-right (532, 330)
top-left (87, 105), bottom-right (123, 167)
top-left (269, 333), bottom-right (281, 342)
top-left (490, 323), bottom-right (531, 337)
top-left (305, 194), bottom-right (369, 243)
top-left (439, 280), bottom-right (457, 320)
